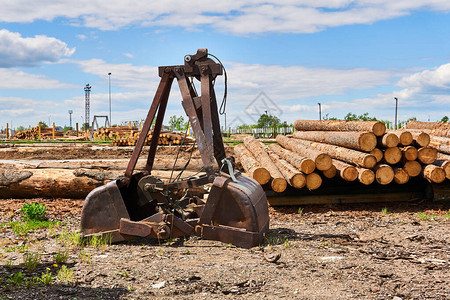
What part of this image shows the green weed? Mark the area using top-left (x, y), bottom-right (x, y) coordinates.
top-left (79, 249), bottom-right (92, 265)
top-left (54, 249), bottom-right (69, 264)
top-left (20, 202), bottom-right (47, 221)
top-left (6, 272), bottom-right (25, 286)
top-left (381, 207), bottom-right (388, 215)
top-left (23, 251), bottom-right (41, 271)
top-left (39, 268), bottom-right (55, 285)
top-left (298, 207), bottom-right (303, 216)
top-left (57, 265), bottom-right (73, 284)
top-left (283, 238), bottom-right (293, 248)
top-left (417, 212), bottom-right (438, 221)
top-left (84, 233), bottom-right (111, 249)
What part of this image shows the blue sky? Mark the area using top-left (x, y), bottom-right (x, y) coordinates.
top-left (1, 1), bottom-right (450, 130)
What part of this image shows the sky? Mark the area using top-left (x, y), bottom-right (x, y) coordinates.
top-left (1, 1), bottom-right (450, 130)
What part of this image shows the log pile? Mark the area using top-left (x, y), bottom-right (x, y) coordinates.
top-left (234, 120), bottom-right (449, 195)
top-left (90, 126), bottom-right (194, 146)
top-left (13, 127), bottom-right (64, 140)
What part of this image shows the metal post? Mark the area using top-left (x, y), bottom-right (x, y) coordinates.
top-left (6, 123), bottom-right (9, 139)
top-left (394, 97), bottom-right (398, 129)
top-left (68, 110), bottom-right (73, 128)
top-left (52, 122), bottom-right (55, 139)
top-left (108, 73), bottom-right (112, 126)
top-left (318, 103), bottom-right (322, 120)
top-left (76, 123), bottom-right (79, 137)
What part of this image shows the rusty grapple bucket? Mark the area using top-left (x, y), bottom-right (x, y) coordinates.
top-left (80, 171), bottom-right (269, 248)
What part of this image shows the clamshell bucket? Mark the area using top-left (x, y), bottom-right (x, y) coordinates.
top-left (198, 173), bottom-right (269, 248)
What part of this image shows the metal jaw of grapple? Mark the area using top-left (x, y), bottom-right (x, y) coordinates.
top-left (80, 169), bottom-right (269, 248)
top-left (80, 49), bottom-right (269, 248)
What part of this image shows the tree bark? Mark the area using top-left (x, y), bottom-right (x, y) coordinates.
top-left (373, 164), bottom-right (394, 185)
top-left (266, 148), bottom-right (306, 189)
top-left (370, 148), bottom-right (383, 163)
top-left (401, 146), bottom-right (418, 161)
top-left (429, 143), bottom-right (450, 155)
top-left (405, 121), bottom-right (436, 130)
top-left (243, 136), bottom-right (287, 192)
top-left (422, 165), bottom-right (446, 183)
top-left (378, 133), bottom-right (399, 148)
top-left (389, 130), bottom-right (413, 146)
top-left (403, 160), bottom-right (422, 177)
top-left (286, 136), bottom-right (376, 168)
top-left (292, 131), bottom-right (377, 152)
top-left (432, 160), bottom-right (450, 180)
top-left (356, 167), bottom-right (375, 185)
top-left (234, 144), bottom-right (270, 185)
top-left (437, 152), bottom-right (450, 161)
top-left (393, 167), bottom-right (409, 184)
top-left (406, 121), bottom-right (450, 138)
top-left (0, 168), bottom-right (119, 198)
top-left (268, 144), bottom-right (315, 174)
top-left (322, 165), bottom-right (337, 178)
top-left (294, 120), bottom-right (386, 136)
top-left (276, 135), bottom-right (332, 171)
top-left (417, 147), bottom-right (437, 164)
top-left (332, 160), bottom-right (358, 181)
top-left (305, 172), bottom-right (322, 190)
top-left (383, 147), bottom-right (402, 165)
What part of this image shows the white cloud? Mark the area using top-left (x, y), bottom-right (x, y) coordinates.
top-left (0, 68), bottom-right (75, 89)
top-left (0, 29), bottom-right (75, 68)
top-left (123, 53), bottom-right (133, 58)
top-left (0, 1), bottom-right (449, 33)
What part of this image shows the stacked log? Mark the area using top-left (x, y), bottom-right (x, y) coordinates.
top-left (235, 120), bottom-right (449, 194)
top-left (13, 127), bottom-right (64, 140)
top-left (104, 127), bottom-right (194, 147)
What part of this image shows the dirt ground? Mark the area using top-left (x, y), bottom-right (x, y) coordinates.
top-left (1, 143), bottom-right (449, 299)
top-left (1, 198), bottom-right (449, 299)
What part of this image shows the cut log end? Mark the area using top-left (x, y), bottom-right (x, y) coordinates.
top-left (362, 155), bottom-right (377, 169)
top-left (402, 146), bottom-right (418, 161)
top-left (373, 122), bottom-right (387, 136)
top-left (271, 177), bottom-right (288, 193)
top-left (341, 166), bottom-right (358, 182)
top-left (398, 131), bottom-right (413, 146)
top-left (291, 173), bottom-right (306, 189)
top-left (423, 165), bottom-right (445, 183)
top-left (300, 158), bottom-right (316, 174)
top-left (370, 148), bottom-right (383, 163)
top-left (306, 172), bottom-right (322, 190)
top-left (393, 168), bottom-right (409, 184)
top-left (253, 168), bottom-right (271, 185)
top-left (415, 132), bottom-right (430, 147)
top-left (359, 132), bottom-right (378, 151)
top-left (322, 165), bottom-right (337, 179)
top-left (374, 165), bottom-right (394, 185)
top-left (384, 147), bottom-right (402, 165)
top-left (418, 147), bottom-right (437, 164)
top-left (403, 160), bottom-right (422, 177)
top-left (315, 153), bottom-right (333, 171)
top-left (358, 168), bottom-right (375, 185)
top-left (381, 133), bottom-right (399, 148)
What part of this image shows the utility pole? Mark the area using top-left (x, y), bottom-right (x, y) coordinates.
top-left (394, 97), bottom-right (398, 129)
top-left (108, 73), bottom-right (112, 126)
top-left (68, 110), bottom-right (73, 128)
top-left (318, 103), bottom-right (322, 120)
top-left (84, 84), bottom-right (91, 130)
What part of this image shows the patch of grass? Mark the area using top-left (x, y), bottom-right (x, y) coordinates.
top-left (54, 249), bottom-right (69, 264)
top-left (56, 265), bottom-right (73, 284)
top-left (5, 244), bottom-right (29, 253)
top-left (23, 251), bottom-right (41, 271)
top-left (298, 207), bottom-right (303, 216)
top-left (380, 207), bottom-right (388, 215)
top-left (417, 212), bottom-right (438, 221)
top-left (283, 238), bottom-right (293, 248)
top-left (20, 202), bottom-right (47, 221)
top-left (84, 233), bottom-right (112, 249)
top-left (6, 219), bottom-right (59, 235)
top-left (443, 210), bottom-right (450, 218)
top-left (78, 249), bottom-right (92, 265)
